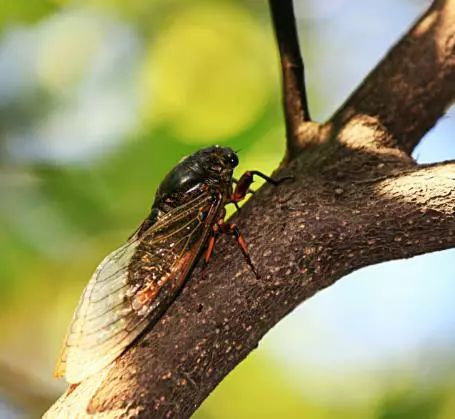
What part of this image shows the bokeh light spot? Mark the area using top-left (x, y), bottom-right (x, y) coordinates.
top-left (141, 3), bottom-right (276, 142)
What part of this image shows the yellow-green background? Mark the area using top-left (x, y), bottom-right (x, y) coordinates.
top-left (1, 0), bottom-right (455, 417)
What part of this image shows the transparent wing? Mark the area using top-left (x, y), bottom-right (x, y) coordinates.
top-left (54, 239), bottom-right (142, 383)
top-left (55, 191), bottom-right (221, 383)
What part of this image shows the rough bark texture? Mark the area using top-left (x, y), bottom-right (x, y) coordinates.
top-left (330, 0), bottom-right (455, 153)
top-left (45, 0), bottom-right (455, 417)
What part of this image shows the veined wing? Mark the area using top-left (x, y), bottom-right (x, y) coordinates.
top-left (55, 190), bottom-right (222, 383)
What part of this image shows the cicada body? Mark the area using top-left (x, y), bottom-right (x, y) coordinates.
top-left (55, 146), bottom-right (290, 383)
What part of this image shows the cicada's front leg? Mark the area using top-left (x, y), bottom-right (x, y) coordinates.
top-left (222, 170), bottom-right (293, 277)
top-left (231, 178), bottom-right (255, 210)
top-left (231, 170), bottom-right (293, 204)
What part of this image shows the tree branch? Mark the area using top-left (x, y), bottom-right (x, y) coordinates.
top-left (269, 0), bottom-right (313, 158)
top-left (330, 0), bottom-right (455, 154)
top-left (45, 157), bottom-right (455, 418)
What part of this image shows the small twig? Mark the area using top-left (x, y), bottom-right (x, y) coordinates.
top-left (269, 0), bottom-right (311, 157)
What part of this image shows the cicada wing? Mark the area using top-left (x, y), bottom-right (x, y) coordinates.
top-left (54, 239), bottom-right (148, 384)
top-left (55, 191), bottom-right (222, 384)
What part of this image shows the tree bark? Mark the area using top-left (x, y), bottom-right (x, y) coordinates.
top-left (45, 0), bottom-right (455, 417)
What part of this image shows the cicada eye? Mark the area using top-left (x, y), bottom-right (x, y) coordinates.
top-left (230, 154), bottom-right (239, 167)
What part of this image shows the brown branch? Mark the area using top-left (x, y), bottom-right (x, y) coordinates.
top-left (269, 0), bottom-right (312, 158)
top-left (45, 1), bottom-right (455, 417)
top-left (330, 0), bottom-right (455, 154)
top-left (45, 156), bottom-right (455, 418)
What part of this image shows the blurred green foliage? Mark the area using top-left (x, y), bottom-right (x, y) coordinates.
top-left (0, 1), bottom-right (57, 31)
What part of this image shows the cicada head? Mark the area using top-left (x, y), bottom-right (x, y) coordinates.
top-left (198, 145), bottom-right (238, 183)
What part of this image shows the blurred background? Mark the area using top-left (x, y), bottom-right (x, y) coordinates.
top-left (1, 0), bottom-right (454, 417)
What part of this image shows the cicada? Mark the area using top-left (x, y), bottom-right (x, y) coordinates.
top-left (55, 145), bottom-right (289, 383)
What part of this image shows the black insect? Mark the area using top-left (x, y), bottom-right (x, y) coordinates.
top-left (55, 145), bottom-right (290, 383)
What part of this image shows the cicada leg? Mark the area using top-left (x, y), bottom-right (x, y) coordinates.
top-left (202, 172), bottom-right (293, 279)
top-left (222, 221), bottom-right (259, 279)
top-left (201, 219), bottom-right (260, 279)
top-left (231, 171), bottom-right (293, 204)
top-left (201, 224), bottom-right (220, 280)
top-left (231, 178), bottom-right (254, 212)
